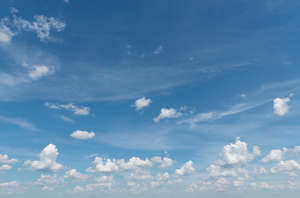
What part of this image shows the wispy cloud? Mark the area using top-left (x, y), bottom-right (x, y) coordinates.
top-left (0, 115), bottom-right (38, 131)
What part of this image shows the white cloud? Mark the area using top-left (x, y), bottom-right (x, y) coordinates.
top-left (59, 115), bottom-right (74, 123)
top-left (45, 102), bottom-right (90, 115)
top-left (0, 154), bottom-right (17, 164)
top-left (0, 181), bottom-right (18, 188)
top-left (222, 137), bottom-right (261, 165)
top-left (270, 160), bottom-right (300, 174)
top-left (0, 164), bottom-right (12, 170)
top-left (180, 103), bottom-right (260, 127)
top-left (24, 144), bottom-right (63, 172)
top-left (64, 169), bottom-right (88, 180)
top-left (34, 174), bottom-right (64, 191)
top-left (27, 64), bottom-right (54, 80)
top-left (175, 160), bottom-right (195, 176)
top-left (87, 156), bottom-right (153, 173)
top-left (0, 20), bottom-right (14, 44)
top-left (273, 97), bottom-right (290, 116)
top-left (154, 108), bottom-right (182, 122)
top-left (151, 156), bottom-right (174, 168)
top-left (262, 149), bottom-right (286, 162)
top-left (134, 97), bottom-right (152, 110)
top-left (71, 130), bottom-right (95, 140)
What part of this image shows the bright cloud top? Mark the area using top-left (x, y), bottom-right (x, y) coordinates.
top-left (70, 130), bottom-right (95, 140)
top-left (154, 107), bottom-right (182, 122)
top-left (273, 97), bottom-right (291, 116)
top-left (24, 144), bottom-right (63, 172)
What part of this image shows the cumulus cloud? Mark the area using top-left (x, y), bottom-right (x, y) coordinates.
top-left (273, 97), bottom-right (291, 116)
top-left (221, 137), bottom-right (261, 165)
top-left (154, 108), bottom-right (182, 122)
top-left (270, 160), bottom-right (300, 174)
top-left (24, 144), bottom-right (63, 172)
top-left (64, 169), bottom-right (88, 180)
top-left (87, 156), bottom-right (153, 173)
top-left (34, 174), bottom-right (64, 191)
top-left (0, 164), bottom-right (12, 170)
top-left (0, 20), bottom-right (14, 44)
top-left (175, 160), bottom-right (195, 176)
top-left (70, 130), bottom-right (95, 140)
top-left (133, 97), bottom-right (152, 110)
top-left (45, 102), bottom-right (90, 115)
top-left (262, 148), bottom-right (287, 162)
top-left (0, 154), bottom-right (17, 164)
top-left (151, 156), bottom-right (174, 168)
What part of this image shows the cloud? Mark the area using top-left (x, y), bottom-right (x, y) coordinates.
top-left (34, 174), bottom-right (64, 191)
top-left (0, 181), bottom-right (18, 187)
top-left (45, 103), bottom-right (90, 115)
top-left (273, 97), bottom-right (291, 116)
top-left (70, 130), bottom-right (95, 140)
top-left (0, 164), bottom-right (12, 170)
top-left (24, 144), bottom-right (63, 172)
top-left (179, 103), bottom-right (262, 127)
top-left (154, 108), bottom-right (182, 122)
top-left (153, 45), bottom-right (163, 55)
top-left (0, 154), bottom-right (17, 164)
top-left (133, 97), bottom-right (152, 110)
top-left (151, 157), bottom-right (174, 168)
top-left (59, 115), bottom-right (74, 123)
top-left (262, 148), bottom-right (287, 162)
top-left (0, 19), bottom-right (14, 44)
top-left (64, 169), bottom-right (88, 180)
top-left (87, 156), bottom-right (153, 173)
top-left (222, 137), bottom-right (261, 165)
top-left (175, 160), bottom-right (195, 176)
top-left (0, 115), bottom-right (38, 131)
top-left (27, 64), bottom-right (54, 80)
top-left (270, 160), bottom-right (300, 174)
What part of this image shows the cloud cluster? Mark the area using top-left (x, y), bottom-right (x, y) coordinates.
top-left (0, 153), bottom-right (17, 171)
top-left (273, 97), bottom-right (291, 116)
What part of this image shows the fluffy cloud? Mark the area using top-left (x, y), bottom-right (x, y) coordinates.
top-left (24, 144), bottom-right (63, 172)
top-left (70, 130), bottom-right (95, 140)
top-left (262, 148), bottom-right (287, 162)
top-left (270, 160), bottom-right (300, 174)
top-left (34, 174), bottom-right (64, 191)
top-left (0, 154), bottom-right (17, 164)
top-left (87, 157), bottom-right (153, 173)
top-left (273, 97), bottom-right (290, 116)
top-left (175, 160), bottom-right (195, 176)
top-left (222, 137), bottom-right (261, 165)
top-left (151, 156), bottom-right (174, 168)
top-left (27, 64), bottom-right (54, 80)
top-left (154, 108), bottom-right (182, 122)
top-left (133, 97), bottom-right (152, 110)
top-left (45, 102), bottom-right (90, 115)
top-left (64, 169), bottom-right (88, 180)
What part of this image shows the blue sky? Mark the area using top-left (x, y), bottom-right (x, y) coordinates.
top-left (1, 0), bottom-right (300, 197)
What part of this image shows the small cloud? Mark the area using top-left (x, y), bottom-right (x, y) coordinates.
top-left (27, 64), bottom-right (55, 80)
top-left (133, 97), bottom-right (152, 111)
top-left (45, 102), bottom-right (90, 116)
top-left (273, 96), bottom-right (291, 116)
top-left (154, 108), bottom-right (182, 123)
top-left (0, 115), bottom-right (38, 131)
top-left (70, 130), bottom-right (95, 140)
top-left (175, 160), bottom-right (195, 176)
top-left (59, 115), bottom-right (74, 123)
top-left (153, 45), bottom-right (163, 55)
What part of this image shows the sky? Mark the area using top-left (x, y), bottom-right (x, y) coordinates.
top-left (1, 0), bottom-right (300, 197)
